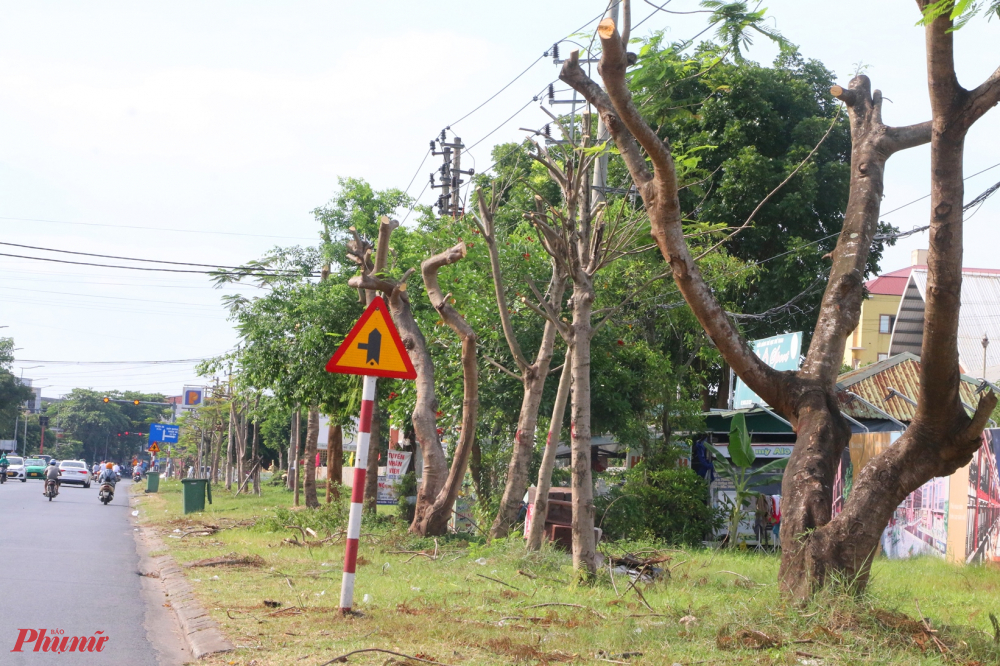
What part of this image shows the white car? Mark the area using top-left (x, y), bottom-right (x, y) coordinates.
top-left (58, 460), bottom-right (91, 488)
top-left (4, 456), bottom-right (24, 481)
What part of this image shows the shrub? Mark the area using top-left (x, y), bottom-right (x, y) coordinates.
top-left (595, 463), bottom-right (721, 545)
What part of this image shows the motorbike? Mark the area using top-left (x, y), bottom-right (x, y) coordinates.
top-left (99, 482), bottom-right (114, 505)
top-left (45, 479), bottom-right (58, 501)
top-left (132, 470), bottom-right (142, 483)
top-left (0, 467), bottom-right (7, 484)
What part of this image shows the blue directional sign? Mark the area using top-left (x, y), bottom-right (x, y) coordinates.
top-left (149, 423), bottom-right (179, 443)
top-left (732, 332), bottom-right (802, 409)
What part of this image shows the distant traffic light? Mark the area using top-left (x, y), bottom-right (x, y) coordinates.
top-left (103, 397), bottom-right (110, 403)
top-left (133, 399), bottom-right (140, 405)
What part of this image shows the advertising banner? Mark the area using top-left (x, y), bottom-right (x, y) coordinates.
top-left (732, 332), bottom-right (802, 408)
top-left (376, 450), bottom-right (412, 505)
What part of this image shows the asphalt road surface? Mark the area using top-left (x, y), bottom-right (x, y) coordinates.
top-left (0, 477), bottom-right (166, 665)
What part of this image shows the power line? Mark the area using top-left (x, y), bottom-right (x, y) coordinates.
top-left (0, 241), bottom-right (310, 272)
top-left (14, 358), bottom-right (209, 365)
top-left (0, 215), bottom-right (317, 241)
top-left (879, 161), bottom-right (1000, 218)
top-left (0, 251), bottom-right (319, 276)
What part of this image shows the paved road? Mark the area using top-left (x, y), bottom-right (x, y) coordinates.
top-left (0, 477), bottom-right (162, 665)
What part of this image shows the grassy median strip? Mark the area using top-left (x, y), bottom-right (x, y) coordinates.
top-left (136, 480), bottom-right (1000, 665)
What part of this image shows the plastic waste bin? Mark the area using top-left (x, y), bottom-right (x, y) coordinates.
top-left (145, 471), bottom-right (160, 493)
top-left (181, 478), bottom-right (212, 514)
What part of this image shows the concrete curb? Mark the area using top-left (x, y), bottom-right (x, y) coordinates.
top-left (131, 497), bottom-right (235, 661)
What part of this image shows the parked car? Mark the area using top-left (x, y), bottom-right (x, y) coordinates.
top-left (58, 460), bottom-right (91, 488)
top-left (23, 459), bottom-right (47, 481)
top-left (5, 456), bottom-right (24, 481)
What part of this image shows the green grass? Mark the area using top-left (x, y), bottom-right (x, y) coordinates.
top-left (137, 480), bottom-right (1000, 665)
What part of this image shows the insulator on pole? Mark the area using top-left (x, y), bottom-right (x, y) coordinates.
top-left (548, 84), bottom-right (555, 101)
top-left (552, 43), bottom-right (560, 60)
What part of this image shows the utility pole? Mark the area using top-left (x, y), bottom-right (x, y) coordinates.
top-left (431, 129), bottom-right (474, 218)
top-left (431, 130), bottom-right (452, 216)
top-left (591, 0), bottom-right (621, 206)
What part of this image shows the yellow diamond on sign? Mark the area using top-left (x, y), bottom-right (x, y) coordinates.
top-left (326, 296), bottom-right (417, 379)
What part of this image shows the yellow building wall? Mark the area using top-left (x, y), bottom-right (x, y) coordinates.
top-left (843, 293), bottom-right (902, 369)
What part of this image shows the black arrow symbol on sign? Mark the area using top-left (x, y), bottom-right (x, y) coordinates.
top-left (357, 329), bottom-right (382, 366)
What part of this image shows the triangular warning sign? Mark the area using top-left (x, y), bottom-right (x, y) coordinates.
top-left (148, 442), bottom-right (160, 454)
top-left (326, 296), bottom-right (417, 379)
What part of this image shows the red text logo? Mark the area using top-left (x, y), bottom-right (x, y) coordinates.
top-left (10, 629), bottom-right (108, 653)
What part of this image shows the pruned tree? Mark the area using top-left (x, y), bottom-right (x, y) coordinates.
top-left (472, 185), bottom-right (568, 539)
top-left (349, 223), bottom-right (480, 536)
top-left (520, 120), bottom-right (668, 575)
top-left (561, 1), bottom-right (999, 597)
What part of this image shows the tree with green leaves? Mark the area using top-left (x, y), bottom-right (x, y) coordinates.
top-left (0, 337), bottom-right (33, 442)
top-left (562, 0), bottom-right (1000, 598)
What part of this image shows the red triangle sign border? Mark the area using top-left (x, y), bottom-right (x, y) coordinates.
top-left (325, 296), bottom-right (418, 380)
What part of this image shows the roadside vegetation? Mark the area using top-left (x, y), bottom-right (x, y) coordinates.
top-left (139, 481), bottom-right (1000, 666)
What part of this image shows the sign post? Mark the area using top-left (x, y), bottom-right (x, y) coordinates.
top-left (325, 296), bottom-right (416, 613)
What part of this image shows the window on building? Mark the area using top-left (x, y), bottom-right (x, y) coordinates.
top-left (877, 353), bottom-right (889, 362)
top-left (879, 314), bottom-right (896, 334)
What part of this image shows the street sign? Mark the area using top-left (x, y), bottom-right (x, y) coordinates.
top-left (733, 332), bottom-right (802, 409)
top-left (325, 296), bottom-right (417, 380)
top-left (148, 442), bottom-right (160, 454)
top-left (324, 295), bottom-right (417, 614)
top-left (181, 386), bottom-right (204, 410)
top-left (149, 423), bottom-right (179, 443)
top-left (0, 440), bottom-right (16, 452)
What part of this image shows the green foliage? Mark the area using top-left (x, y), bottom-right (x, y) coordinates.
top-left (45, 388), bottom-right (172, 463)
top-left (596, 464), bottom-right (721, 545)
top-left (396, 471), bottom-right (417, 523)
top-left (256, 499), bottom-right (349, 534)
top-left (0, 337), bottom-right (33, 441)
top-left (627, 37), bottom-right (891, 346)
top-left (918, 0), bottom-right (1000, 29)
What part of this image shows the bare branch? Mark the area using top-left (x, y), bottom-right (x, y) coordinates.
top-left (483, 355), bottom-right (521, 381)
top-left (475, 188), bottom-right (530, 371)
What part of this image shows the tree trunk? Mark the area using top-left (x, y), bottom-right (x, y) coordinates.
top-left (251, 420), bottom-right (260, 496)
top-left (527, 357), bottom-right (572, 550)
top-left (292, 409), bottom-right (301, 506)
top-left (327, 423), bottom-right (342, 503)
top-left (304, 408), bottom-right (319, 508)
top-left (569, 284), bottom-right (597, 575)
top-left (364, 405), bottom-right (380, 514)
top-left (475, 191), bottom-right (568, 539)
top-left (411, 242), bottom-right (480, 536)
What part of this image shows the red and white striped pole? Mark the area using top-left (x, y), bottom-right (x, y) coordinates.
top-left (340, 374), bottom-right (377, 613)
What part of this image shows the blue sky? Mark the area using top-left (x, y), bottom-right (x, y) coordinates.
top-left (1, 0), bottom-right (998, 397)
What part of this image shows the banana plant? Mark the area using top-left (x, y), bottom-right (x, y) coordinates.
top-left (706, 411), bottom-right (789, 546)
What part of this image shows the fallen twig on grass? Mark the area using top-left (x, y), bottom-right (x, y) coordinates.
top-left (915, 599), bottom-right (949, 656)
top-left (475, 573), bottom-right (520, 590)
top-left (318, 648), bottom-right (454, 666)
top-left (717, 570), bottom-right (755, 583)
top-left (621, 565), bottom-right (654, 611)
top-left (185, 554), bottom-right (265, 568)
top-left (521, 603), bottom-right (607, 619)
top-left (517, 569), bottom-right (568, 585)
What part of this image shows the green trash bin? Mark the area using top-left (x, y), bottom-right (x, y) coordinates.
top-left (181, 478), bottom-right (212, 514)
top-left (144, 471), bottom-right (160, 494)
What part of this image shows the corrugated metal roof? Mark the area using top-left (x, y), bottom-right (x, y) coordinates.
top-left (837, 352), bottom-right (984, 422)
top-left (888, 269), bottom-right (1000, 382)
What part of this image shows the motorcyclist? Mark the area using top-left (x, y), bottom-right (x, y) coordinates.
top-left (0, 452), bottom-right (8, 483)
top-left (44, 460), bottom-right (61, 495)
top-left (98, 462), bottom-right (117, 489)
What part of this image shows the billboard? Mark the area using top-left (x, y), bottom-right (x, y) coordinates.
top-left (180, 386), bottom-right (204, 410)
top-left (732, 332), bottom-right (802, 409)
top-left (0, 440), bottom-right (17, 452)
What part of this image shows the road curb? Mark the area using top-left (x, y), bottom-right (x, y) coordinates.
top-left (131, 498), bottom-right (235, 661)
